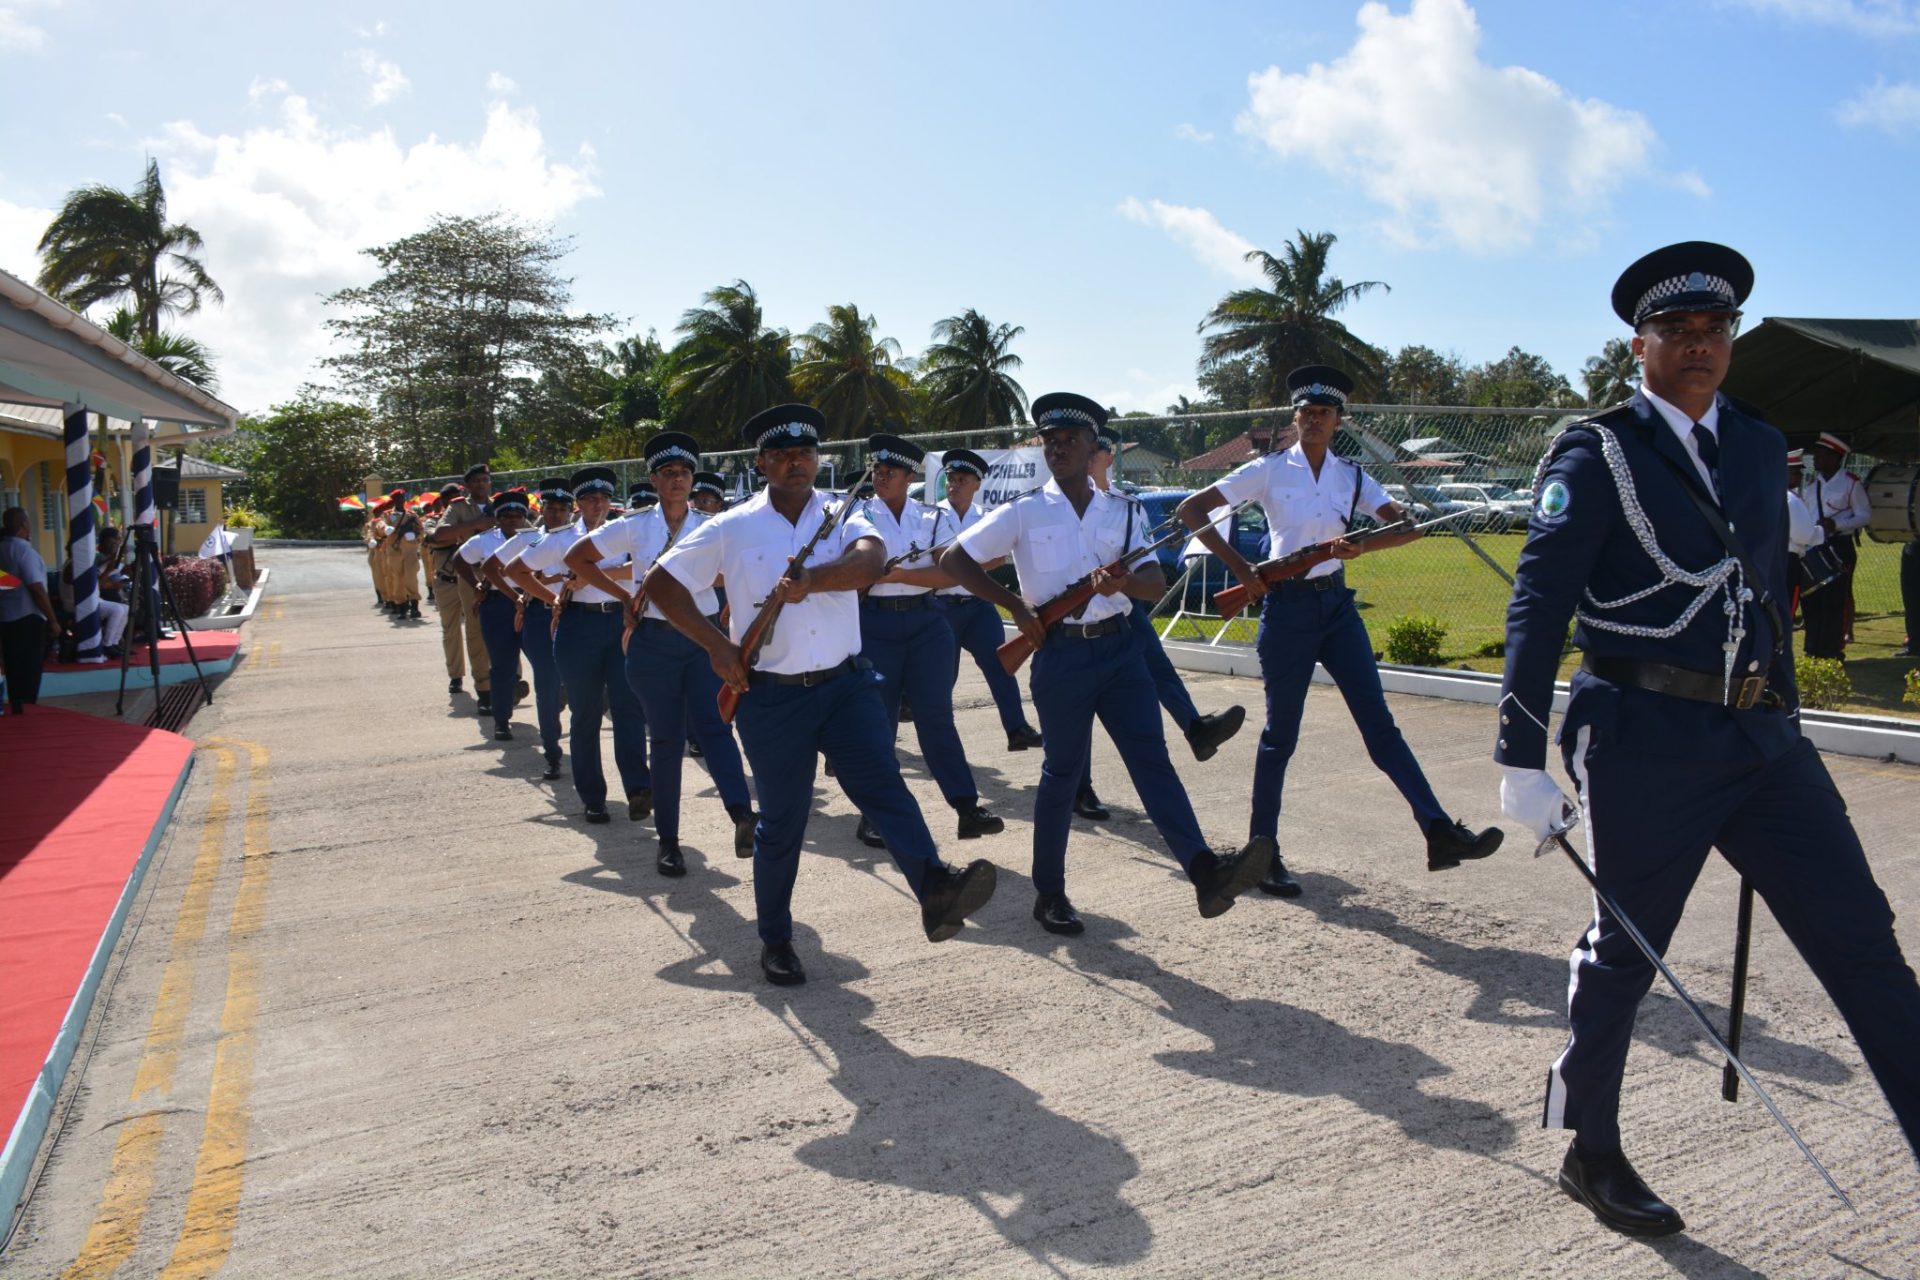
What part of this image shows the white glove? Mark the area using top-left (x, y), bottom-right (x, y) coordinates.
top-left (1500, 766), bottom-right (1575, 842)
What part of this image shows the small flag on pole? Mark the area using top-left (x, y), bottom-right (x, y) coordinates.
top-left (338, 495), bottom-right (368, 512)
top-left (90, 450), bottom-right (106, 470)
top-left (92, 494), bottom-right (109, 520)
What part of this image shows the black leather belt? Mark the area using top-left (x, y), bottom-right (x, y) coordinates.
top-left (1053, 615), bottom-right (1126, 640)
top-left (862, 595), bottom-right (929, 612)
top-left (1275, 570), bottom-right (1344, 592)
top-left (751, 657), bottom-right (856, 687)
top-left (1583, 655), bottom-right (1781, 711)
top-left (566, 600), bottom-right (623, 614)
top-left (638, 613), bottom-right (722, 631)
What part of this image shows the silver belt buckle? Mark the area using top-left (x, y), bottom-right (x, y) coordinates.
top-left (1732, 675), bottom-right (1763, 710)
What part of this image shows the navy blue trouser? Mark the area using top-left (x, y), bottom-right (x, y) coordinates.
top-left (476, 592), bottom-right (523, 734)
top-left (735, 663), bottom-right (948, 945)
top-left (553, 607), bottom-right (649, 807)
top-left (1030, 623), bottom-right (1208, 897)
top-left (1554, 729), bottom-right (1920, 1160)
top-left (1249, 577), bottom-right (1445, 842)
top-left (1076, 599), bottom-right (1201, 796)
top-left (862, 599), bottom-right (979, 805)
top-left (623, 618), bottom-right (751, 841)
top-left (944, 593), bottom-right (1032, 736)
top-left (518, 599), bottom-right (564, 762)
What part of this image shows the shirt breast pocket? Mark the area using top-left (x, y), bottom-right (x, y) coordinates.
top-left (1027, 526), bottom-right (1071, 574)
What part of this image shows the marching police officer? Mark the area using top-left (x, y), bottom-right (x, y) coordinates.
top-left (933, 448), bottom-right (1046, 752)
top-left (565, 433), bottom-right (757, 877)
top-left (850, 433), bottom-right (1004, 849)
top-left (1497, 241), bottom-right (1920, 1234)
top-left (942, 392), bottom-right (1274, 935)
top-left (456, 487), bottom-right (531, 741)
top-left (628, 481), bottom-right (659, 515)
top-left (1179, 365), bottom-right (1501, 896)
top-left (644, 404), bottom-right (998, 986)
top-left (425, 463), bottom-right (495, 704)
top-left (488, 478), bottom-right (574, 777)
top-left (690, 472), bottom-right (729, 516)
top-left (505, 466), bottom-right (651, 823)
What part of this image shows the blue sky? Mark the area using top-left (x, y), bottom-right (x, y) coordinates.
top-left (3, 0), bottom-right (1917, 417)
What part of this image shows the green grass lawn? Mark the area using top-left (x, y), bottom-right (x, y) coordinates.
top-left (1150, 532), bottom-right (1920, 720)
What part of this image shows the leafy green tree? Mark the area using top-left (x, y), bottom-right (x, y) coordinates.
top-left (668, 280), bottom-right (793, 446)
top-left (36, 158), bottom-right (222, 340)
top-left (1462, 346), bottom-right (1581, 408)
top-left (103, 307), bottom-right (217, 389)
top-left (320, 213), bottom-right (611, 476)
top-left (1581, 337), bottom-right (1640, 407)
top-left (1197, 230), bottom-right (1387, 406)
top-left (210, 398), bottom-right (377, 538)
top-left (1381, 344), bottom-right (1466, 405)
top-left (791, 303), bottom-right (913, 436)
top-left (919, 309), bottom-right (1029, 432)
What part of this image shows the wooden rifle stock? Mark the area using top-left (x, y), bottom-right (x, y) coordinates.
top-left (1213, 519), bottom-right (1412, 621)
top-left (716, 473), bottom-right (872, 724)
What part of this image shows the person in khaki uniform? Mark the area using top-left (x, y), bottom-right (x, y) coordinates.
top-left (384, 488), bottom-right (424, 619)
top-left (364, 500), bottom-right (393, 609)
top-left (426, 463), bottom-right (495, 702)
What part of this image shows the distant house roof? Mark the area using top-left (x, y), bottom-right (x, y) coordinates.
top-left (1180, 430), bottom-right (1277, 471)
top-left (1399, 436), bottom-right (1468, 455)
top-left (175, 455), bottom-right (246, 481)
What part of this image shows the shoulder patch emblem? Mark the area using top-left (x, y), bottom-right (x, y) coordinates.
top-left (1537, 480), bottom-right (1571, 522)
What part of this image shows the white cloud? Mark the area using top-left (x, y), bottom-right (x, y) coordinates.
top-left (1173, 122), bottom-right (1215, 143)
top-left (1724, 0), bottom-right (1920, 35)
top-left (105, 111), bottom-right (126, 128)
top-left (0, 192), bottom-right (54, 281)
top-left (140, 81), bottom-right (600, 411)
top-left (0, 0), bottom-right (61, 53)
top-left (1234, 0), bottom-right (1681, 253)
top-left (356, 19), bottom-right (388, 37)
top-left (248, 76), bottom-right (289, 104)
top-left (1837, 78), bottom-right (1920, 131)
top-left (354, 49), bottom-right (410, 106)
top-left (1118, 196), bottom-right (1263, 284)
top-left (487, 71), bottom-right (518, 95)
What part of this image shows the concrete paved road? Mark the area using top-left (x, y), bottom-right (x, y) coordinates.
top-left (7, 545), bottom-right (1918, 1278)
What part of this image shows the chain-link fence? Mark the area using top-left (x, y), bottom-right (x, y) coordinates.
top-left (390, 404), bottom-right (1914, 672)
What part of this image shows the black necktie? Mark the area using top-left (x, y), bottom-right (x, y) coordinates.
top-left (1690, 423), bottom-right (1720, 494)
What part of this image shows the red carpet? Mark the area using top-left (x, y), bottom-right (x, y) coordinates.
top-left (0, 706), bottom-right (195, 1150)
top-left (42, 630), bottom-right (241, 673)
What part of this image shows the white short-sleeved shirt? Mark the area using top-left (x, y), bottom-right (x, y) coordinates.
top-left (1213, 445), bottom-right (1391, 579)
top-left (1801, 469), bottom-right (1871, 535)
top-left (1785, 490), bottom-right (1825, 556)
top-left (491, 527), bottom-right (545, 569)
top-left (935, 499), bottom-right (989, 596)
top-left (511, 518), bottom-right (627, 604)
top-left (457, 526), bottom-right (514, 566)
top-left (953, 478), bottom-right (1151, 625)
top-left (657, 487), bottom-right (881, 674)
top-left (588, 507), bottom-right (718, 619)
top-left (862, 497), bottom-right (949, 598)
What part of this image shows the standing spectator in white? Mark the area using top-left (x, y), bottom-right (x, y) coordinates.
top-left (1, 508), bottom-right (64, 712)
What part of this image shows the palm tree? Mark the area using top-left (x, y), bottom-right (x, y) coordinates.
top-left (1197, 230), bottom-right (1386, 406)
top-left (668, 280), bottom-right (793, 441)
top-left (790, 304), bottom-right (913, 436)
top-left (103, 307), bottom-right (218, 389)
top-left (36, 158), bottom-right (223, 340)
top-left (1581, 337), bottom-right (1640, 407)
top-left (919, 309), bottom-right (1029, 431)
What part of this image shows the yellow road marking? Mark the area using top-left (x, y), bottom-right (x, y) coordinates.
top-left (160, 739), bottom-right (270, 1279)
top-left (62, 748), bottom-right (237, 1280)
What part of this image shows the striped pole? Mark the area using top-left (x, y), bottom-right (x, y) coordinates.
top-left (130, 417), bottom-right (161, 644)
top-left (64, 403), bottom-right (103, 662)
top-left (131, 418), bottom-right (155, 533)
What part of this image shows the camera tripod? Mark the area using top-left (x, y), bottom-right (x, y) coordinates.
top-left (114, 522), bottom-right (212, 720)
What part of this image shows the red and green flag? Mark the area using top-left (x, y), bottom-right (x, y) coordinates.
top-left (338, 495), bottom-right (368, 512)
top-left (0, 570), bottom-right (21, 590)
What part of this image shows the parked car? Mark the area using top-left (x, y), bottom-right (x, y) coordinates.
top-left (1134, 490), bottom-right (1270, 608)
top-left (1436, 483), bottom-right (1531, 531)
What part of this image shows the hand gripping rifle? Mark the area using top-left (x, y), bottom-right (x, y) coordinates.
top-left (621, 522), bottom-right (686, 655)
top-left (996, 499), bottom-right (1253, 675)
top-left (1213, 508), bottom-right (1472, 621)
top-left (716, 470), bottom-right (873, 725)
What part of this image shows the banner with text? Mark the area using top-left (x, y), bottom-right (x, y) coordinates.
top-left (924, 447), bottom-right (1049, 508)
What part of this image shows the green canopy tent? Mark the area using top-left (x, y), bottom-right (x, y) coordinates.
top-left (1724, 317), bottom-right (1920, 461)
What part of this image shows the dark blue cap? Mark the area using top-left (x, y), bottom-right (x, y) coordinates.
top-left (1287, 365), bottom-right (1353, 410)
top-left (536, 477), bottom-right (574, 503)
top-left (644, 432), bottom-right (700, 472)
top-left (866, 433), bottom-right (925, 471)
top-left (692, 471), bottom-right (726, 497)
top-left (463, 462), bottom-right (490, 480)
top-left (569, 466), bottom-right (618, 498)
top-left (1031, 392), bottom-right (1107, 435)
top-left (941, 448), bottom-right (989, 477)
top-left (1611, 241), bottom-right (1752, 327)
top-left (491, 487), bottom-right (530, 513)
top-left (742, 403), bottom-right (825, 450)
top-left (627, 481), bottom-right (659, 508)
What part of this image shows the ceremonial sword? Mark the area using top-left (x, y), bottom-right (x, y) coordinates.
top-left (1536, 815), bottom-right (1855, 1211)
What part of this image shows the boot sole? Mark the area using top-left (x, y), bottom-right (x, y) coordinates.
top-left (926, 863), bottom-right (999, 942)
top-left (1200, 836), bottom-right (1275, 918)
